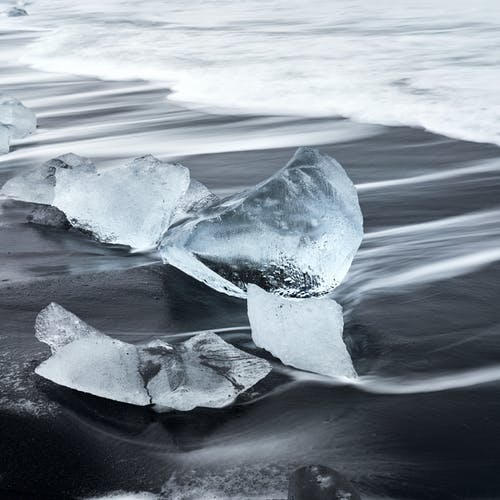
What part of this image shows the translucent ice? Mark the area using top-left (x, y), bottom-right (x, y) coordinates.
top-left (172, 178), bottom-right (218, 224)
top-left (1, 153), bottom-right (96, 204)
top-left (142, 332), bottom-right (271, 411)
top-left (53, 155), bottom-right (190, 249)
top-left (0, 125), bottom-right (12, 155)
top-left (0, 94), bottom-right (36, 139)
top-left (0, 153), bottom-right (213, 249)
top-left (35, 303), bottom-right (148, 405)
top-left (35, 303), bottom-right (103, 353)
top-left (247, 285), bottom-right (356, 378)
top-left (160, 147), bottom-right (363, 298)
top-left (35, 303), bottom-right (271, 410)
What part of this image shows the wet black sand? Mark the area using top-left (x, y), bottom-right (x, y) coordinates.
top-left (1, 62), bottom-right (500, 499)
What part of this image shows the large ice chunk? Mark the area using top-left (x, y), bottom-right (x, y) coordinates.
top-left (35, 303), bottom-right (271, 410)
top-left (0, 153), bottom-right (214, 248)
top-left (247, 285), bottom-right (356, 378)
top-left (53, 155), bottom-right (190, 249)
top-left (0, 153), bottom-right (95, 204)
top-left (160, 147), bottom-right (363, 298)
top-left (0, 94), bottom-right (36, 139)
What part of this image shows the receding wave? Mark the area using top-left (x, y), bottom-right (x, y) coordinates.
top-left (3, 0), bottom-right (500, 146)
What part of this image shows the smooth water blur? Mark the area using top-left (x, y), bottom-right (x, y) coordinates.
top-left (2, 1), bottom-right (500, 498)
top-left (2, 0), bottom-right (500, 145)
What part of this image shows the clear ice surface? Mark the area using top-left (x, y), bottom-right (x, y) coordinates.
top-left (1, 153), bottom-right (96, 204)
top-left (0, 94), bottom-right (36, 139)
top-left (160, 147), bottom-right (363, 298)
top-left (0, 153), bottom-right (216, 249)
top-left (247, 285), bottom-right (356, 378)
top-left (171, 178), bottom-right (218, 224)
top-left (53, 155), bottom-right (190, 249)
top-left (35, 303), bottom-right (271, 410)
top-left (0, 124), bottom-right (12, 155)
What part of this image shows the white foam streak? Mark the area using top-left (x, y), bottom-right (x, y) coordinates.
top-left (357, 365), bottom-right (500, 395)
top-left (364, 209), bottom-right (500, 240)
top-left (362, 247), bottom-right (500, 292)
top-left (284, 364), bottom-right (500, 395)
top-left (340, 206), bottom-right (500, 297)
top-left (356, 160), bottom-right (500, 192)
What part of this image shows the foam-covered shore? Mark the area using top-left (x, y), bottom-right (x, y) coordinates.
top-left (3, 0), bottom-right (500, 146)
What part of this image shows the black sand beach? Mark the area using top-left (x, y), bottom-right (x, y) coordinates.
top-left (2, 26), bottom-right (500, 500)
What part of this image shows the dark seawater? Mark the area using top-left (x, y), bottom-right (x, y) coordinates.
top-left (2, 12), bottom-right (500, 500)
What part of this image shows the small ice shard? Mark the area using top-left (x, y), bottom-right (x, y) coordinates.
top-left (7, 7), bottom-right (28, 16)
top-left (35, 302), bottom-right (103, 353)
top-left (53, 155), bottom-right (190, 249)
top-left (288, 465), bottom-right (361, 500)
top-left (35, 303), bottom-right (148, 405)
top-left (142, 332), bottom-right (271, 411)
top-left (35, 304), bottom-right (271, 410)
top-left (0, 124), bottom-right (12, 154)
top-left (171, 178), bottom-right (218, 224)
top-left (0, 94), bottom-right (36, 139)
top-left (1, 153), bottom-right (95, 204)
top-left (247, 285), bottom-right (356, 378)
top-left (160, 147), bottom-right (363, 298)
top-left (27, 205), bottom-right (70, 229)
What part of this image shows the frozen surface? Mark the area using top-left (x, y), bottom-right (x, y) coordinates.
top-left (160, 147), bottom-right (363, 298)
top-left (0, 94), bottom-right (36, 139)
top-left (143, 332), bottom-right (271, 411)
top-left (0, 153), bottom-right (213, 249)
top-left (35, 304), bottom-right (147, 405)
top-left (53, 155), bottom-right (190, 249)
top-left (171, 178), bottom-right (218, 224)
top-left (0, 124), bottom-right (12, 154)
top-left (247, 285), bottom-right (356, 378)
top-left (35, 304), bottom-right (271, 410)
top-left (1, 153), bottom-right (95, 204)
top-left (36, 335), bottom-right (149, 406)
top-left (35, 303), bottom-right (103, 352)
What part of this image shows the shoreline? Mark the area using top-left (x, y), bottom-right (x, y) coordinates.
top-left (2, 33), bottom-right (500, 500)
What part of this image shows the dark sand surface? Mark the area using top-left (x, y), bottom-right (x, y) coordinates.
top-left (1, 62), bottom-right (500, 499)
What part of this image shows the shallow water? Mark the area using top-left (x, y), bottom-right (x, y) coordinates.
top-left (2, 3), bottom-right (500, 499)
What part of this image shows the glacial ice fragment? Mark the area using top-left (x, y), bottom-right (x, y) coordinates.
top-left (27, 205), bottom-right (70, 229)
top-left (0, 153), bottom-right (96, 204)
top-left (35, 303), bottom-right (271, 410)
top-left (160, 147), bottom-right (363, 298)
top-left (171, 178), bottom-right (218, 224)
top-left (0, 94), bottom-right (36, 139)
top-left (7, 7), bottom-right (28, 16)
top-left (247, 285), bottom-right (356, 378)
top-left (288, 465), bottom-right (362, 500)
top-left (53, 155), bottom-right (190, 249)
top-left (142, 332), bottom-right (271, 411)
top-left (35, 303), bottom-right (103, 352)
top-left (0, 124), bottom-right (12, 155)
top-left (35, 304), bottom-right (148, 405)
